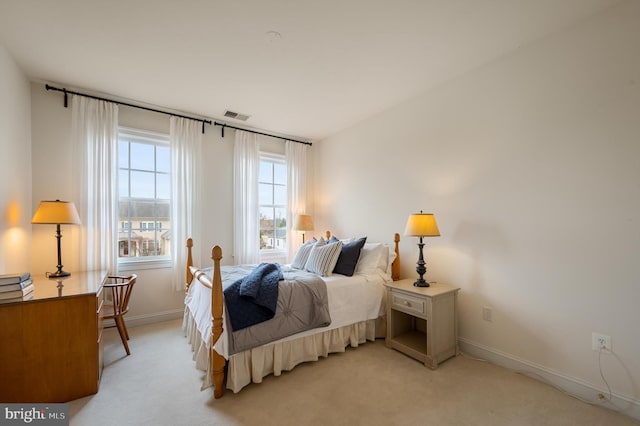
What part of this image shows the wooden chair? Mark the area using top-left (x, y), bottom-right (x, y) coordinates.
top-left (103, 274), bottom-right (137, 355)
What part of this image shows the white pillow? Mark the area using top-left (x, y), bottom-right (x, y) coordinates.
top-left (376, 244), bottom-right (398, 275)
top-left (385, 245), bottom-right (398, 275)
top-left (291, 239), bottom-right (316, 269)
top-left (305, 239), bottom-right (343, 276)
top-left (354, 243), bottom-right (385, 274)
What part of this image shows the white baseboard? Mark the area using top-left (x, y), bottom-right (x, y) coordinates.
top-left (458, 337), bottom-right (640, 421)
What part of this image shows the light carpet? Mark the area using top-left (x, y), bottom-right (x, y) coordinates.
top-left (69, 319), bottom-right (639, 426)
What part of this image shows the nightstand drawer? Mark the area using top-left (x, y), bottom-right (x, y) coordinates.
top-left (390, 291), bottom-right (426, 317)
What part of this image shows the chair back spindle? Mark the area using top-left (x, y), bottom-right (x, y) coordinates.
top-left (103, 274), bottom-right (137, 355)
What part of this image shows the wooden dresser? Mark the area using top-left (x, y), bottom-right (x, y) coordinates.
top-left (0, 270), bottom-right (106, 403)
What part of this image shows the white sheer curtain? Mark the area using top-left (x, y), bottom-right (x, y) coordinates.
top-left (233, 130), bottom-right (260, 264)
top-left (170, 117), bottom-right (202, 291)
top-left (71, 95), bottom-right (119, 273)
top-left (286, 140), bottom-right (309, 262)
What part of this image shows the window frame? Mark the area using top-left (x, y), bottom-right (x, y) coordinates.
top-left (258, 152), bottom-right (288, 262)
top-left (117, 127), bottom-right (172, 270)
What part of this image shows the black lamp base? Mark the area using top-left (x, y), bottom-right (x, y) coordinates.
top-left (49, 224), bottom-right (71, 279)
top-left (414, 238), bottom-right (430, 287)
top-left (48, 270), bottom-right (71, 278)
top-left (414, 278), bottom-right (430, 287)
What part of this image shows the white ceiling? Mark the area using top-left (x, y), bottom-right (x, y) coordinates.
top-left (0, 0), bottom-right (620, 141)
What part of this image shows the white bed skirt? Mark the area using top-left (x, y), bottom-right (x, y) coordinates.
top-left (183, 307), bottom-right (384, 394)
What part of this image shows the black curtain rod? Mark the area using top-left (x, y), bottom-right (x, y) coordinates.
top-left (45, 84), bottom-right (212, 134)
top-left (214, 122), bottom-right (312, 146)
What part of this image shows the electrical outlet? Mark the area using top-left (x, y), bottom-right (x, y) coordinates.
top-left (482, 307), bottom-right (492, 322)
top-left (592, 332), bottom-right (612, 352)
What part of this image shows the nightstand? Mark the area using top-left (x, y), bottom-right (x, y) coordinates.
top-left (384, 278), bottom-right (459, 369)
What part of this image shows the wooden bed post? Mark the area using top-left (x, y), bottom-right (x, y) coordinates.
top-left (185, 238), bottom-right (194, 294)
top-left (392, 233), bottom-right (401, 281)
top-left (210, 245), bottom-right (226, 399)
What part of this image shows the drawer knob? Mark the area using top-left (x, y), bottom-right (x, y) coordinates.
top-left (403, 300), bottom-right (411, 306)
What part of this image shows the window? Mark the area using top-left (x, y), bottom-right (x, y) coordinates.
top-left (118, 129), bottom-right (171, 262)
top-left (259, 154), bottom-right (287, 256)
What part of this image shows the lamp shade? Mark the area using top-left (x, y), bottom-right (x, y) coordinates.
top-left (404, 212), bottom-right (440, 237)
top-left (292, 214), bottom-right (314, 231)
top-left (31, 200), bottom-right (81, 225)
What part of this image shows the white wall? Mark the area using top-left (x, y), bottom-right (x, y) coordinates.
top-left (0, 45), bottom-right (31, 274)
top-left (314, 0), bottom-right (640, 416)
top-left (30, 83), bottom-right (238, 324)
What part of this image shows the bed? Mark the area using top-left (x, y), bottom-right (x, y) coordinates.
top-left (182, 232), bottom-right (401, 398)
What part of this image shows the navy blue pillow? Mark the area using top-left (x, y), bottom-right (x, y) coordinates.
top-left (333, 237), bottom-right (367, 276)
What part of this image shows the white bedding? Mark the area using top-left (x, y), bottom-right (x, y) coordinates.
top-left (184, 264), bottom-right (389, 359)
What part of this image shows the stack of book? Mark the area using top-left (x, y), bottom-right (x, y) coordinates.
top-left (0, 272), bottom-right (34, 304)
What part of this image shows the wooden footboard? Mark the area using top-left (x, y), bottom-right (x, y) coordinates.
top-left (184, 232), bottom-right (401, 399)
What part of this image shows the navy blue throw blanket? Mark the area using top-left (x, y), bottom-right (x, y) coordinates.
top-left (224, 263), bottom-right (283, 331)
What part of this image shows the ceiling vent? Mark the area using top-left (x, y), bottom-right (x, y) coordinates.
top-left (224, 110), bottom-right (251, 121)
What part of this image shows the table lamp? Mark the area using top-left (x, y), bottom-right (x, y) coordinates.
top-left (404, 211), bottom-right (440, 287)
top-left (292, 214), bottom-right (314, 243)
top-left (32, 199), bottom-right (81, 278)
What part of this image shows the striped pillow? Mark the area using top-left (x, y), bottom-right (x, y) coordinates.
top-left (305, 238), bottom-right (343, 276)
top-left (291, 238), bottom-right (317, 269)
